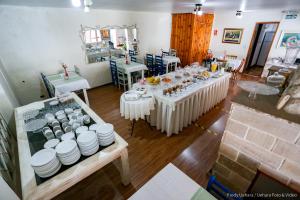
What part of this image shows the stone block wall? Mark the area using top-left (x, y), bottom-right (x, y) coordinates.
top-left (212, 103), bottom-right (300, 193)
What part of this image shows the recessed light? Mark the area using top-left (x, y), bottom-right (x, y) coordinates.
top-left (72, 0), bottom-right (81, 7)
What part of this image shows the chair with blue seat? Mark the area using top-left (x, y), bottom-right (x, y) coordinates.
top-left (207, 175), bottom-right (242, 200)
top-left (155, 55), bottom-right (165, 75)
top-left (41, 73), bottom-right (55, 98)
top-left (109, 60), bottom-right (118, 86)
top-left (146, 54), bottom-right (155, 76)
top-left (162, 50), bottom-right (169, 57)
top-left (129, 50), bottom-right (136, 57)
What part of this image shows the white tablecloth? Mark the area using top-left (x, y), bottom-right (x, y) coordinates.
top-left (149, 74), bottom-right (230, 136)
top-left (120, 93), bottom-right (155, 121)
top-left (46, 72), bottom-right (90, 95)
top-left (163, 56), bottom-right (181, 65)
top-left (226, 59), bottom-right (241, 70)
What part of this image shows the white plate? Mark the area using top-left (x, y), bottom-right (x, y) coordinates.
top-left (55, 140), bottom-right (78, 155)
top-left (55, 110), bottom-right (65, 117)
top-left (76, 126), bottom-right (89, 134)
top-left (49, 100), bottom-right (59, 106)
top-left (89, 124), bottom-right (101, 131)
top-left (77, 132), bottom-right (97, 144)
top-left (44, 139), bottom-right (60, 149)
top-left (96, 123), bottom-right (114, 135)
top-left (37, 162), bottom-right (61, 178)
top-left (25, 119), bottom-right (47, 132)
top-left (61, 132), bottom-right (75, 141)
top-left (23, 110), bottom-right (39, 121)
top-left (81, 145), bottom-right (99, 156)
top-left (31, 148), bottom-right (57, 167)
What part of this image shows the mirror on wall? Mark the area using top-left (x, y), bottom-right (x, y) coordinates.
top-left (80, 25), bottom-right (138, 64)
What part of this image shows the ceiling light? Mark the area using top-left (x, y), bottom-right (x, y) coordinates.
top-left (84, 0), bottom-right (93, 12)
top-left (193, 4), bottom-right (203, 16)
top-left (71, 0), bottom-right (81, 7)
top-left (236, 10), bottom-right (242, 18)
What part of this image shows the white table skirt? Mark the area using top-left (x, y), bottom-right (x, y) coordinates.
top-left (120, 94), bottom-right (155, 121)
top-left (149, 74), bottom-right (230, 136)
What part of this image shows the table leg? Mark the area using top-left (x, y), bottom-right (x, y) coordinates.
top-left (175, 62), bottom-right (178, 70)
top-left (141, 70), bottom-right (145, 80)
top-left (120, 148), bottom-right (131, 185)
top-left (166, 62), bottom-right (169, 74)
top-left (128, 73), bottom-right (132, 90)
top-left (83, 89), bottom-right (90, 107)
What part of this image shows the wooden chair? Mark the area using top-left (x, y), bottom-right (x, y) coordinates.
top-left (169, 49), bottom-right (177, 57)
top-left (226, 55), bottom-right (238, 60)
top-left (207, 175), bottom-right (242, 200)
top-left (231, 59), bottom-right (245, 82)
top-left (41, 73), bottom-right (55, 98)
top-left (117, 67), bottom-right (129, 91)
top-left (109, 60), bottom-right (118, 86)
top-left (146, 54), bottom-right (155, 76)
top-left (155, 55), bottom-right (165, 75)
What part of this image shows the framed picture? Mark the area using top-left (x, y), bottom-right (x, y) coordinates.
top-left (222, 28), bottom-right (243, 44)
top-left (100, 29), bottom-right (110, 40)
top-left (277, 31), bottom-right (300, 48)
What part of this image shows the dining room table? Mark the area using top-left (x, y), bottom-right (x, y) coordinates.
top-left (116, 60), bottom-right (148, 89)
top-left (15, 93), bottom-right (130, 200)
top-left (162, 55), bottom-right (181, 73)
top-left (45, 72), bottom-right (91, 106)
top-left (131, 67), bottom-right (231, 136)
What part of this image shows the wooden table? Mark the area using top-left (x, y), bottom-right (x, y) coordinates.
top-left (15, 93), bottom-right (130, 200)
top-left (129, 163), bottom-right (216, 200)
top-left (46, 72), bottom-right (91, 106)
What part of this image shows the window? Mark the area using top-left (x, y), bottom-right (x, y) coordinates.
top-left (84, 29), bottom-right (101, 44)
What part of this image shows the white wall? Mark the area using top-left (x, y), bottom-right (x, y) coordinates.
top-left (209, 9), bottom-right (300, 59)
top-left (0, 58), bottom-right (19, 129)
top-left (0, 6), bottom-right (171, 104)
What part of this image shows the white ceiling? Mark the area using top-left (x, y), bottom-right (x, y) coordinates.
top-left (0, 0), bottom-right (300, 13)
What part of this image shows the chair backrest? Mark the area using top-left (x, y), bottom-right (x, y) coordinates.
top-left (131, 56), bottom-right (137, 62)
top-left (236, 58), bottom-right (246, 73)
top-left (155, 55), bottom-right (163, 67)
top-left (207, 176), bottom-right (242, 200)
top-left (40, 73), bottom-right (54, 98)
top-left (110, 60), bottom-right (117, 71)
top-left (169, 49), bottom-right (177, 57)
top-left (226, 55), bottom-right (238, 60)
top-left (146, 54), bottom-right (154, 66)
top-left (129, 50), bottom-right (135, 56)
top-left (162, 51), bottom-right (169, 57)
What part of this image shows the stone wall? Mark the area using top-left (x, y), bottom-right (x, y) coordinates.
top-left (212, 103), bottom-right (300, 193)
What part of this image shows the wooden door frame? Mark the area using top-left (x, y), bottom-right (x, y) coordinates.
top-left (243, 21), bottom-right (280, 73)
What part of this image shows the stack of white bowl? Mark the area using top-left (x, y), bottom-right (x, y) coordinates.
top-left (55, 140), bottom-right (81, 165)
top-left (96, 123), bottom-right (115, 146)
top-left (31, 148), bottom-right (61, 178)
top-left (77, 131), bottom-right (99, 156)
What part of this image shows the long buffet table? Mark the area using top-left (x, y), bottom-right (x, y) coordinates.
top-left (128, 68), bottom-right (231, 136)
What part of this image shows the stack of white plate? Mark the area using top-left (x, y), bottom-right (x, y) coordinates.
top-left (77, 131), bottom-right (99, 156)
top-left (96, 123), bottom-right (115, 146)
top-left (55, 140), bottom-right (81, 165)
top-left (31, 148), bottom-right (61, 178)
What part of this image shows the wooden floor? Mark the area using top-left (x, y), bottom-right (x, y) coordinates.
top-left (54, 74), bottom-right (259, 200)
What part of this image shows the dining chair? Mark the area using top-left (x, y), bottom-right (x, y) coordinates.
top-left (169, 49), bottom-right (177, 57)
top-left (226, 55), bottom-right (238, 60)
top-left (129, 50), bottom-right (136, 57)
top-left (41, 73), bottom-right (55, 98)
top-left (146, 54), bottom-right (155, 76)
top-left (161, 50), bottom-right (169, 57)
top-left (207, 175), bottom-right (242, 200)
top-left (131, 56), bottom-right (137, 62)
top-left (117, 67), bottom-right (129, 91)
top-left (155, 55), bottom-right (165, 75)
top-left (231, 58), bottom-right (246, 82)
top-left (109, 60), bottom-right (118, 86)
